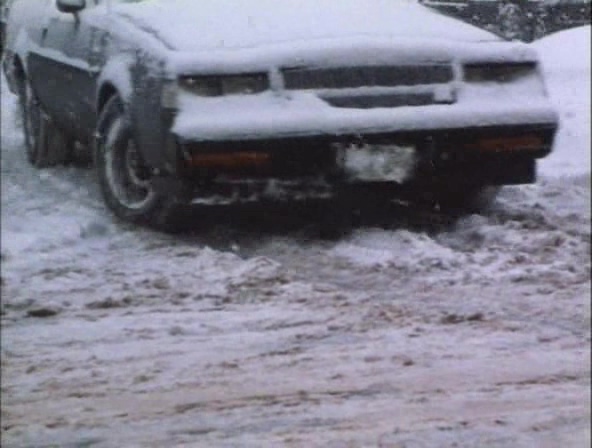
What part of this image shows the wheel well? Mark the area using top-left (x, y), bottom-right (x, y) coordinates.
top-left (97, 83), bottom-right (118, 115)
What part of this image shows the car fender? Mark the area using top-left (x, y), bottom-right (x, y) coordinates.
top-left (12, 25), bottom-right (28, 60)
top-left (96, 53), bottom-right (135, 110)
top-left (96, 52), bottom-right (175, 173)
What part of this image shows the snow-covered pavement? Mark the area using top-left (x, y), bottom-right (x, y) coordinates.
top-left (1, 27), bottom-right (590, 448)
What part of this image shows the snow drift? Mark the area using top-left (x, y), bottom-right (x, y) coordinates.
top-left (534, 26), bottom-right (591, 178)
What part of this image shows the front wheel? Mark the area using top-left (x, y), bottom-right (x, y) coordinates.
top-left (94, 95), bottom-right (191, 232)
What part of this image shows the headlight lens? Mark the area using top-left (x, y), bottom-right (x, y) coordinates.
top-left (464, 62), bottom-right (537, 83)
top-left (179, 76), bottom-right (221, 97)
top-left (179, 74), bottom-right (269, 97)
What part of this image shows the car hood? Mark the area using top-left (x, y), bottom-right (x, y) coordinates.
top-left (113, 0), bottom-right (500, 52)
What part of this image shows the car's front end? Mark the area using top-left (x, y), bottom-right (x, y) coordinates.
top-left (88, 0), bottom-right (560, 229)
top-left (155, 38), bottom-right (557, 206)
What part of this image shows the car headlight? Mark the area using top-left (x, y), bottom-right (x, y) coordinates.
top-left (179, 76), bottom-right (221, 97)
top-left (179, 74), bottom-right (269, 97)
top-left (463, 62), bottom-right (537, 83)
top-left (221, 75), bottom-right (268, 95)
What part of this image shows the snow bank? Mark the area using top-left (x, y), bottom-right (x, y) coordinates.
top-left (534, 26), bottom-right (591, 178)
top-left (534, 26), bottom-right (591, 73)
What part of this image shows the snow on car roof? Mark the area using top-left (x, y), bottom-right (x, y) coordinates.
top-left (113, 0), bottom-right (499, 51)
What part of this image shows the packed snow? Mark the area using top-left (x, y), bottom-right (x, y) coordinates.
top-left (1, 17), bottom-right (590, 448)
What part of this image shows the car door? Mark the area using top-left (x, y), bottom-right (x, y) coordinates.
top-left (27, 0), bottom-right (104, 142)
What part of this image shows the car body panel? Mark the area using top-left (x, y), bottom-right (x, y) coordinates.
top-left (30, 11), bottom-right (99, 138)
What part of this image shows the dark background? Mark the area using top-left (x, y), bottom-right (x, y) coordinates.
top-left (420, 0), bottom-right (591, 42)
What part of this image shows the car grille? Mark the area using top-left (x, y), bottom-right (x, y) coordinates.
top-left (282, 65), bottom-right (455, 109)
top-left (282, 65), bottom-right (454, 90)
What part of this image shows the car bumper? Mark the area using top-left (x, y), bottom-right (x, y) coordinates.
top-left (172, 121), bottom-right (557, 205)
top-left (167, 91), bottom-right (557, 204)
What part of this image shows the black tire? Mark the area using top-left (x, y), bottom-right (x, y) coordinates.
top-left (19, 81), bottom-right (73, 168)
top-left (94, 95), bottom-right (191, 232)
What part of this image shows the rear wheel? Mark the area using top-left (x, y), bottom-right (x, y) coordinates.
top-left (19, 81), bottom-right (73, 167)
top-left (94, 95), bottom-right (191, 232)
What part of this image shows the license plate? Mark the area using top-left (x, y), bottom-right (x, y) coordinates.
top-left (338, 144), bottom-right (417, 183)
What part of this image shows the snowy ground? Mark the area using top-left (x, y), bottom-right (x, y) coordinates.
top-left (1, 27), bottom-right (590, 448)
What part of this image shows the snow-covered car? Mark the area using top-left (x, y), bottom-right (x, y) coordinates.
top-left (2, 0), bottom-right (558, 231)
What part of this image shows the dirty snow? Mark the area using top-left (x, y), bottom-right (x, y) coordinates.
top-left (1, 24), bottom-right (590, 448)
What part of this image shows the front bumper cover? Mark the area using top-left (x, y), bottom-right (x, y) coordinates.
top-left (178, 123), bottom-right (556, 173)
top-left (172, 123), bottom-right (557, 204)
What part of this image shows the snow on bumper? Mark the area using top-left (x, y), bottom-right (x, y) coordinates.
top-left (171, 91), bottom-right (558, 143)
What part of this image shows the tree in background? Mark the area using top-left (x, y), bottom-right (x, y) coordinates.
top-left (497, 0), bottom-right (528, 40)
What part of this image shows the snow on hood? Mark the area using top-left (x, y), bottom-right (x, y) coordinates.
top-left (113, 0), bottom-right (499, 52)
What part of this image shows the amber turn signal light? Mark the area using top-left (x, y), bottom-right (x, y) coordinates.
top-left (189, 151), bottom-right (272, 170)
top-left (465, 135), bottom-right (544, 152)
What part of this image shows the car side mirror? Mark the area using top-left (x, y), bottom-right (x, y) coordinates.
top-left (57, 0), bottom-right (86, 14)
